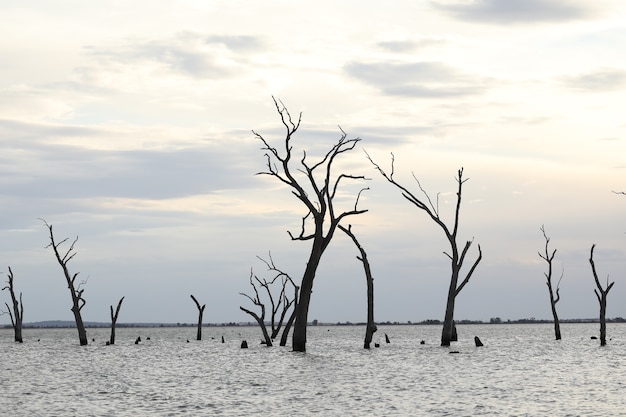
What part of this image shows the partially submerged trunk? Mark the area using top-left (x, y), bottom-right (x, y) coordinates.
top-left (42, 220), bottom-right (88, 346)
top-left (2, 266), bottom-right (24, 343)
top-left (539, 225), bottom-right (563, 340)
top-left (109, 297), bottom-right (124, 345)
top-left (190, 295), bottom-right (206, 341)
top-left (589, 244), bottom-right (614, 346)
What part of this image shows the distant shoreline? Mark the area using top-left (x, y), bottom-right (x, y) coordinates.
top-left (3, 317), bottom-right (625, 329)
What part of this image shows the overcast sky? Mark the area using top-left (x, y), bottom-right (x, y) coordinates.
top-left (1, 0), bottom-right (626, 326)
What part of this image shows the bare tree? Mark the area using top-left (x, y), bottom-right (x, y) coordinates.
top-left (589, 244), bottom-right (615, 346)
top-left (2, 267), bottom-right (24, 343)
top-left (368, 156), bottom-right (482, 346)
top-left (190, 294), bottom-right (206, 341)
top-left (538, 225), bottom-right (563, 340)
top-left (255, 253), bottom-right (298, 344)
top-left (254, 98), bottom-right (368, 352)
top-left (240, 254), bottom-right (299, 347)
top-left (109, 297), bottom-right (124, 345)
top-left (41, 219), bottom-right (88, 346)
top-left (338, 223), bottom-right (377, 348)
top-left (240, 269), bottom-right (274, 347)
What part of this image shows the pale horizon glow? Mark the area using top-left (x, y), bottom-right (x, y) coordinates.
top-left (1, 0), bottom-right (626, 327)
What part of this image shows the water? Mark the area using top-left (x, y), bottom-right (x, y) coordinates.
top-left (1, 323), bottom-right (625, 416)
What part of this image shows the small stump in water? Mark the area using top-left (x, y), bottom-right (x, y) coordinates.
top-left (474, 336), bottom-right (484, 347)
top-left (241, 340), bottom-right (248, 349)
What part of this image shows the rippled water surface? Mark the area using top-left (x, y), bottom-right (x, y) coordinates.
top-left (2, 323), bottom-right (626, 416)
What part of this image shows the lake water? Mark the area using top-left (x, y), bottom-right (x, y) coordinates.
top-left (1, 323), bottom-right (625, 416)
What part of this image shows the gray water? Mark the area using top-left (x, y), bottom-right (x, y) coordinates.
top-left (1, 323), bottom-right (625, 416)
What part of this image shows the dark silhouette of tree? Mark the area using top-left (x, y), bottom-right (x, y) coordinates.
top-left (538, 225), bottom-right (563, 340)
top-left (109, 296), bottom-right (124, 345)
top-left (240, 269), bottom-right (274, 347)
top-left (367, 156), bottom-right (482, 346)
top-left (240, 254), bottom-right (299, 347)
top-left (589, 244), bottom-right (615, 346)
top-left (190, 294), bottom-right (206, 341)
top-left (338, 223), bottom-right (377, 349)
top-left (2, 266), bottom-right (24, 343)
top-left (254, 98), bottom-right (368, 352)
top-left (255, 254), bottom-right (299, 344)
top-left (41, 219), bottom-right (88, 346)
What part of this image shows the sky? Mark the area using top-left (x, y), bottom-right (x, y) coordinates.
top-left (1, 0), bottom-right (626, 326)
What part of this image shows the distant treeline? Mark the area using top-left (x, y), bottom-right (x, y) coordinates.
top-left (3, 317), bottom-right (625, 330)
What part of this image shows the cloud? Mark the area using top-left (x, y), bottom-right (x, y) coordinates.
top-left (344, 61), bottom-right (487, 98)
top-left (431, 0), bottom-right (596, 24)
top-left (377, 38), bottom-right (447, 53)
top-left (560, 68), bottom-right (626, 92)
top-left (86, 31), bottom-right (265, 79)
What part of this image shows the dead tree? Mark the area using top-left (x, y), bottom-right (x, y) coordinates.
top-left (338, 223), bottom-right (377, 349)
top-left (240, 269), bottom-right (274, 347)
top-left (589, 244), bottom-right (615, 346)
top-left (255, 253), bottom-right (299, 345)
top-left (41, 219), bottom-right (88, 346)
top-left (538, 225), bottom-right (563, 340)
top-left (190, 294), bottom-right (206, 341)
top-left (2, 267), bottom-right (24, 343)
top-left (254, 98), bottom-right (368, 352)
top-left (368, 156), bottom-right (482, 346)
top-left (240, 254), bottom-right (299, 347)
top-left (109, 296), bottom-right (124, 345)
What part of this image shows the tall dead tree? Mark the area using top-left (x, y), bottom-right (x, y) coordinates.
top-left (368, 156), bottom-right (482, 346)
top-left (109, 296), bottom-right (124, 345)
top-left (255, 98), bottom-right (368, 352)
top-left (190, 294), bottom-right (206, 341)
top-left (41, 219), bottom-right (88, 346)
top-left (2, 267), bottom-right (24, 343)
top-left (338, 223), bottom-right (377, 349)
top-left (589, 244), bottom-right (615, 346)
top-left (538, 225), bottom-right (563, 340)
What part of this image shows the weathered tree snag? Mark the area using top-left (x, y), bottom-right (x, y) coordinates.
top-left (190, 294), bottom-right (206, 341)
top-left (338, 223), bottom-right (377, 349)
top-left (280, 282), bottom-right (299, 347)
top-left (589, 244), bottom-right (615, 346)
top-left (367, 157), bottom-right (482, 346)
top-left (2, 266), bottom-right (24, 343)
top-left (255, 98), bottom-right (368, 352)
top-left (256, 254), bottom-right (298, 341)
top-left (538, 225), bottom-right (563, 340)
top-left (41, 219), bottom-right (88, 346)
top-left (109, 296), bottom-right (124, 345)
top-left (240, 269), bottom-right (273, 347)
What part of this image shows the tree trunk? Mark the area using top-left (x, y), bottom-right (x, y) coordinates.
top-left (72, 305), bottom-right (88, 346)
top-left (550, 297), bottom-right (561, 340)
top-left (3, 267), bottom-right (24, 343)
top-left (190, 295), bottom-right (206, 341)
top-left (109, 297), bottom-right (124, 345)
top-left (292, 240), bottom-right (323, 352)
top-left (280, 285), bottom-right (298, 347)
top-left (441, 270), bottom-right (458, 346)
top-left (599, 295), bottom-right (607, 346)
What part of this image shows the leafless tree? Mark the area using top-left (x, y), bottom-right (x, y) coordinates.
top-left (41, 219), bottom-right (88, 346)
top-left (2, 267), bottom-right (24, 343)
top-left (109, 297), bottom-right (124, 345)
top-left (254, 98), bottom-right (368, 352)
top-left (240, 254), bottom-right (299, 347)
top-left (338, 223), bottom-right (377, 348)
top-left (240, 269), bottom-right (274, 347)
top-left (538, 225), bottom-right (563, 340)
top-left (190, 294), bottom-right (206, 341)
top-left (368, 155), bottom-right (482, 346)
top-left (589, 244), bottom-right (615, 346)
top-left (255, 253), bottom-right (298, 344)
